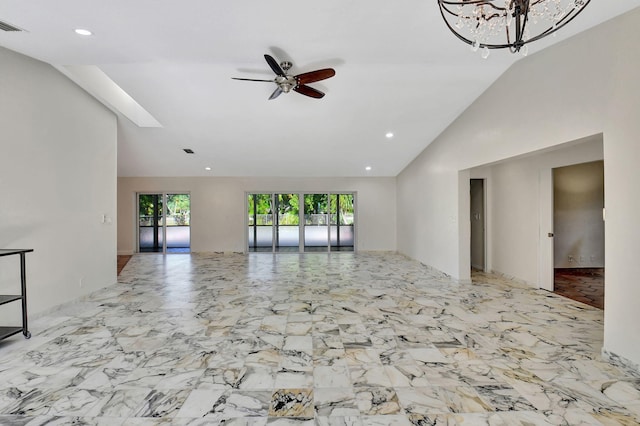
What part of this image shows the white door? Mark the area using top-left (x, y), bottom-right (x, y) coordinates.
top-left (538, 169), bottom-right (554, 291)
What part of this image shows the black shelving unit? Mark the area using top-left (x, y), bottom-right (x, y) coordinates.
top-left (0, 249), bottom-right (33, 340)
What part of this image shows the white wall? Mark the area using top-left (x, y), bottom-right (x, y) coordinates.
top-left (118, 176), bottom-right (396, 254)
top-left (0, 47), bottom-right (117, 318)
top-left (397, 9), bottom-right (640, 367)
top-left (471, 138), bottom-right (603, 285)
top-left (554, 161), bottom-right (604, 268)
top-left (600, 10), bottom-right (640, 371)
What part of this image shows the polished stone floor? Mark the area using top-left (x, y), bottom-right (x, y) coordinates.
top-left (0, 252), bottom-right (638, 425)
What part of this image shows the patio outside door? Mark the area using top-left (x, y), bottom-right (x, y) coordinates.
top-left (138, 193), bottom-right (191, 253)
top-left (247, 192), bottom-right (355, 253)
top-left (247, 194), bottom-right (274, 252)
top-left (304, 194), bottom-right (329, 252)
top-left (330, 194), bottom-right (355, 251)
top-left (275, 194), bottom-right (300, 252)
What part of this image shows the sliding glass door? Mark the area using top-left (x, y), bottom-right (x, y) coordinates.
top-left (166, 194), bottom-right (191, 253)
top-left (304, 194), bottom-right (329, 252)
top-left (330, 194), bottom-right (355, 251)
top-left (138, 194), bottom-right (164, 253)
top-left (247, 194), bottom-right (273, 252)
top-left (247, 192), bottom-right (355, 253)
top-left (138, 193), bottom-right (190, 253)
top-left (275, 194), bottom-right (300, 252)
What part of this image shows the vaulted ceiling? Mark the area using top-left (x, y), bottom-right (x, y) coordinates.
top-left (2, 1), bottom-right (638, 177)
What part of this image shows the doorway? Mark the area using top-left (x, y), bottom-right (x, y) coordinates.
top-left (470, 179), bottom-right (485, 271)
top-left (552, 161), bottom-right (604, 309)
top-left (138, 193), bottom-right (191, 253)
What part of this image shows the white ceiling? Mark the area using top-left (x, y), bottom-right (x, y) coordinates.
top-left (1, 1), bottom-right (639, 177)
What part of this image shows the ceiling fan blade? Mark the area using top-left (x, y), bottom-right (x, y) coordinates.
top-left (264, 54), bottom-right (285, 76)
top-left (294, 84), bottom-right (325, 99)
top-left (232, 77), bottom-right (274, 82)
top-left (295, 68), bottom-right (336, 85)
top-left (269, 87), bottom-right (283, 100)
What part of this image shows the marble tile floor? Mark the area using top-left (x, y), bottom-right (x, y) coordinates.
top-left (0, 252), bottom-right (638, 425)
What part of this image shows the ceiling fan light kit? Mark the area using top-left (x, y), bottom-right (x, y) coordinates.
top-left (233, 54), bottom-right (335, 100)
top-left (437, 0), bottom-right (591, 55)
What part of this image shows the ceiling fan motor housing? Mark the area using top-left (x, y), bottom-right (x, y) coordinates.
top-left (276, 75), bottom-right (297, 93)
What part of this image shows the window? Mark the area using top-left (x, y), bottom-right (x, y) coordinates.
top-left (247, 192), bottom-right (355, 253)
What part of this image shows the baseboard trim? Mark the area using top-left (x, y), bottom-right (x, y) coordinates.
top-left (489, 269), bottom-right (537, 288)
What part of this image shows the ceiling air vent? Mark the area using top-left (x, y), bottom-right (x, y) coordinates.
top-left (0, 20), bottom-right (23, 32)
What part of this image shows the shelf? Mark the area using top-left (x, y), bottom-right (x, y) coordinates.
top-left (0, 249), bottom-right (34, 257)
top-left (0, 295), bottom-right (22, 306)
top-left (0, 248), bottom-right (32, 341)
top-left (0, 326), bottom-right (23, 341)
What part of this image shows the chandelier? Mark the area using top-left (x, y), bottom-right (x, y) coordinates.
top-left (437, 0), bottom-right (591, 57)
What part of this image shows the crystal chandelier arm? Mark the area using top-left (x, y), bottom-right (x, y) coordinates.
top-left (437, 1), bottom-right (478, 47)
top-left (438, 0), bottom-right (510, 49)
top-left (437, 0), bottom-right (592, 53)
top-left (523, 0), bottom-right (592, 45)
top-left (529, 0), bottom-right (547, 7)
top-left (439, 0), bottom-right (506, 9)
top-left (439, 0), bottom-right (507, 17)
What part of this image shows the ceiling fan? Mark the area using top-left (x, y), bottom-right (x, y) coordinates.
top-left (232, 54), bottom-right (335, 100)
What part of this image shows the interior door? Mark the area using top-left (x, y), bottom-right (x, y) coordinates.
top-left (538, 168), bottom-right (554, 291)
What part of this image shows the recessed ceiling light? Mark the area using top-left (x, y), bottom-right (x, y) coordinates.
top-left (205, 167), bottom-right (212, 171)
top-left (385, 132), bottom-right (394, 139)
top-left (74, 28), bottom-right (93, 36)
top-left (365, 166), bottom-right (372, 171)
